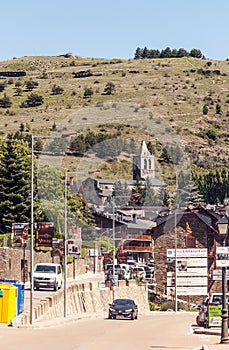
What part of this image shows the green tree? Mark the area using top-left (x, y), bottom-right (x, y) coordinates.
top-left (206, 129), bottom-right (217, 141)
top-left (15, 87), bottom-right (23, 96)
top-left (190, 48), bottom-right (202, 59)
top-left (104, 82), bottom-right (115, 95)
top-left (0, 82), bottom-right (6, 92)
top-left (134, 47), bottom-right (143, 59)
top-left (215, 103), bottom-right (222, 114)
top-left (148, 49), bottom-right (160, 58)
top-left (203, 104), bottom-right (209, 115)
top-left (20, 93), bottom-right (44, 108)
top-left (51, 84), bottom-right (64, 95)
top-left (129, 177), bottom-right (145, 206)
top-left (0, 94), bottom-right (12, 108)
top-left (176, 48), bottom-right (189, 58)
top-left (113, 181), bottom-right (131, 206)
top-left (25, 79), bottom-right (39, 91)
top-left (142, 46), bottom-right (149, 58)
top-left (0, 136), bottom-right (32, 233)
top-left (83, 87), bottom-right (93, 98)
top-left (144, 177), bottom-right (156, 206)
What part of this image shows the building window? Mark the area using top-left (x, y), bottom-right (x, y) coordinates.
top-left (149, 159), bottom-right (151, 169)
top-left (144, 159), bottom-right (147, 169)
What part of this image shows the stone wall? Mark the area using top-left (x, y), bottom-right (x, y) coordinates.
top-left (12, 279), bottom-right (150, 327)
top-left (0, 247), bottom-right (96, 282)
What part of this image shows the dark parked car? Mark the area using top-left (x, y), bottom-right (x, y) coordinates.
top-left (108, 298), bottom-right (138, 320)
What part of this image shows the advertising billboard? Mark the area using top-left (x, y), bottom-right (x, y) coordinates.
top-left (35, 222), bottom-right (54, 248)
top-left (11, 222), bottom-right (30, 248)
top-left (67, 239), bottom-right (81, 256)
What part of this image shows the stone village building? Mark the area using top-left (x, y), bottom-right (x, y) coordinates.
top-left (152, 207), bottom-right (227, 303)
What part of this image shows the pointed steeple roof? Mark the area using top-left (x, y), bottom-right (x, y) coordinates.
top-left (139, 140), bottom-right (152, 157)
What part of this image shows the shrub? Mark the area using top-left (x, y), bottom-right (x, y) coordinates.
top-left (25, 79), bottom-right (39, 91)
top-left (206, 129), bottom-right (217, 140)
top-left (203, 104), bottom-right (209, 115)
top-left (83, 87), bottom-right (93, 98)
top-left (149, 301), bottom-right (159, 311)
top-left (160, 301), bottom-right (189, 311)
top-left (0, 94), bottom-right (12, 108)
top-left (51, 84), bottom-right (64, 95)
top-left (20, 93), bottom-right (44, 108)
top-left (0, 82), bottom-right (6, 92)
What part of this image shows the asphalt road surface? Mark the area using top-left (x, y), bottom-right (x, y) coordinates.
top-left (0, 312), bottom-right (220, 350)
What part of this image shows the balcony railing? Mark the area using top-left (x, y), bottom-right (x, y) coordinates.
top-left (122, 245), bottom-right (152, 252)
top-left (124, 235), bottom-right (152, 241)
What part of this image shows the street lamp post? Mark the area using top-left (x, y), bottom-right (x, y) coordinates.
top-left (217, 215), bottom-right (229, 344)
top-left (64, 169), bottom-right (68, 317)
top-left (174, 212), bottom-right (178, 312)
top-left (110, 197), bottom-right (116, 301)
top-left (30, 135), bottom-right (35, 325)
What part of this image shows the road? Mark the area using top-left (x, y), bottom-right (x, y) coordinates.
top-left (0, 312), bottom-right (220, 350)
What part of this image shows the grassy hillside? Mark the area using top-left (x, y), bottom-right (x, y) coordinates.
top-left (0, 54), bottom-right (228, 184)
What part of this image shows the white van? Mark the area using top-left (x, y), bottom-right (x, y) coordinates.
top-left (33, 263), bottom-right (63, 291)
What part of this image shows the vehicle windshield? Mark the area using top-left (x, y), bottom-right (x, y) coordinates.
top-left (113, 299), bottom-right (133, 306)
top-left (212, 295), bottom-right (229, 304)
top-left (35, 265), bottom-right (56, 273)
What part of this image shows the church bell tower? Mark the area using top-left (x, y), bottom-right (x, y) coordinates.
top-left (133, 141), bottom-right (155, 180)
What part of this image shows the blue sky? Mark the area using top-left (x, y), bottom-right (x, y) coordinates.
top-left (1, 0), bottom-right (228, 61)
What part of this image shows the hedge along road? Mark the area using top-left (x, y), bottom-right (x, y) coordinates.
top-left (0, 312), bottom-right (219, 350)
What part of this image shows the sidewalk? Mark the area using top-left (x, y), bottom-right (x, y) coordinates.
top-left (202, 345), bottom-right (229, 350)
top-left (194, 327), bottom-right (229, 350)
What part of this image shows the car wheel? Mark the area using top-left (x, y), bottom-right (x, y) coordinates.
top-left (196, 316), bottom-right (204, 327)
top-left (131, 312), bottom-right (134, 320)
top-left (54, 283), bottom-right (58, 291)
top-left (108, 313), bottom-right (112, 319)
top-left (135, 313), bottom-right (138, 320)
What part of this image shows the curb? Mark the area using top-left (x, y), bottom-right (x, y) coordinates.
top-left (194, 327), bottom-right (221, 336)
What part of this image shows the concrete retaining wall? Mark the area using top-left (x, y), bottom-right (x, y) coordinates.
top-left (12, 280), bottom-right (149, 327)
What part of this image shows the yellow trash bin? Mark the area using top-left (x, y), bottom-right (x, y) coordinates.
top-left (0, 283), bottom-right (17, 323)
top-left (0, 289), bottom-right (3, 318)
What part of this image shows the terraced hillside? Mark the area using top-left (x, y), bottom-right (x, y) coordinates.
top-left (0, 54), bottom-right (228, 179)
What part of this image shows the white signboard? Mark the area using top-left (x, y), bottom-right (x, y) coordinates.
top-left (216, 247), bottom-right (229, 267)
top-left (167, 248), bottom-right (207, 258)
top-left (177, 268), bottom-right (207, 276)
top-left (89, 248), bottom-right (98, 257)
top-left (67, 239), bottom-right (81, 256)
top-left (176, 277), bottom-right (208, 286)
top-left (167, 286), bottom-right (208, 296)
top-left (166, 248), bottom-right (208, 296)
top-left (212, 269), bottom-right (229, 280)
